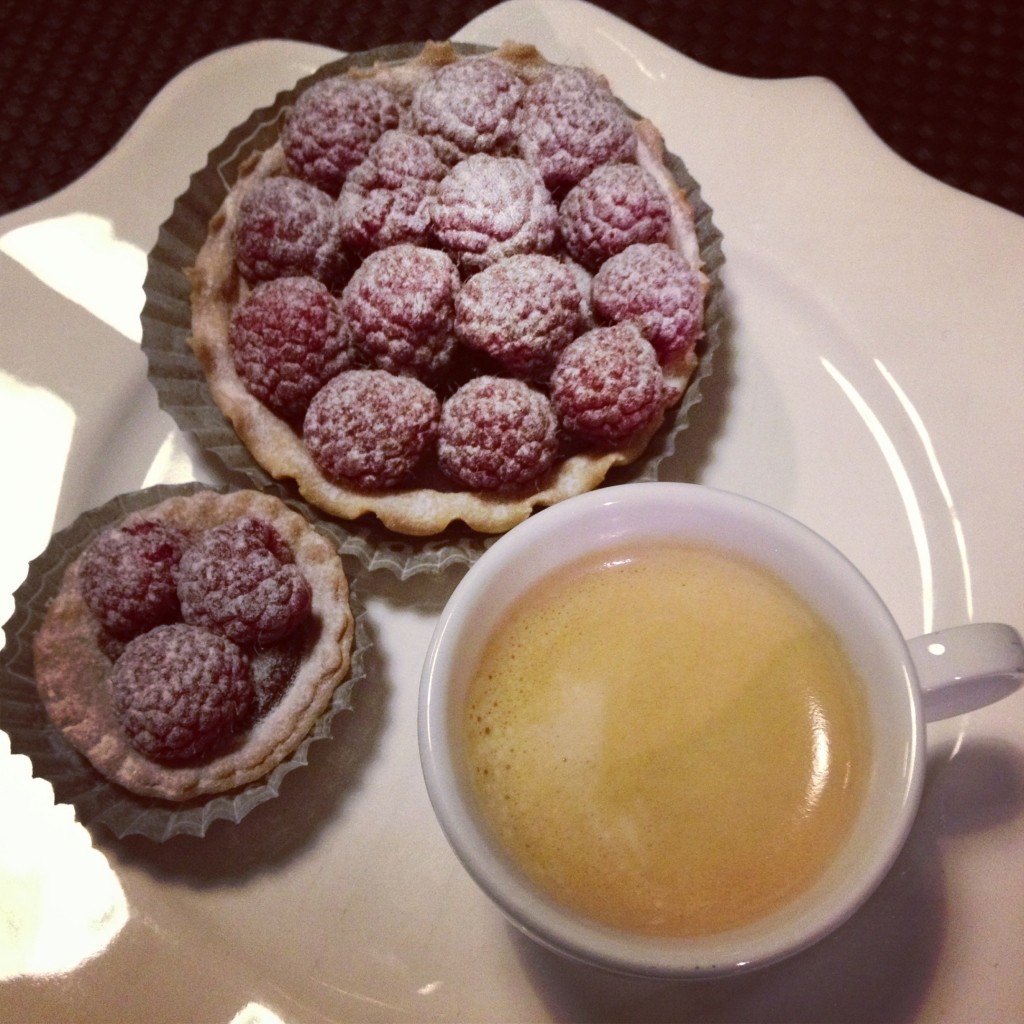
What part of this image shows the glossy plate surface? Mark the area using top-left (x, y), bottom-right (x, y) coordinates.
top-left (2, 1), bottom-right (1023, 1020)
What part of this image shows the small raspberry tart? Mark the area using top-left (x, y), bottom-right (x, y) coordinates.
top-left (31, 488), bottom-right (354, 803)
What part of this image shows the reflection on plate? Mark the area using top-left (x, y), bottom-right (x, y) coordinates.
top-left (0, 0), bottom-right (1022, 1020)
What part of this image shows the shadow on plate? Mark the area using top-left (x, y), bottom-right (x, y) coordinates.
top-left (654, 299), bottom-right (736, 489)
top-left (365, 557), bottom-right (469, 618)
top-left (513, 737), bottom-right (1024, 1023)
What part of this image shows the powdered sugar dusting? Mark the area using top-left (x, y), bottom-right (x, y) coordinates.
top-left (455, 254), bottom-right (583, 380)
top-left (412, 56), bottom-right (526, 164)
top-left (592, 242), bottom-right (704, 361)
top-left (337, 129), bottom-right (446, 252)
top-left (79, 520), bottom-right (188, 642)
top-left (516, 65), bottom-right (636, 189)
top-left (283, 76), bottom-right (401, 195)
top-left (233, 176), bottom-right (343, 285)
top-left (230, 276), bottom-right (355, 422)
top-left (340, 244), bottom-right (459, 380)
top-left (110, 623), bottom-right (254, 763)
top-left (431, 155), bottom-right (557, 272)
top-left (438, 376), bottom-right (559, 490)
top-left (551, 322), bottom-right (668, 446)
top-left (303, 369), bottom-right (441, 488)
top-left (177, 517), bottom-right (313, 647)
top-left (559, 163), bottom-right (672, 270)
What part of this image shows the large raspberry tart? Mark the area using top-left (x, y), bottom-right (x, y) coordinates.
top-left (171, 41), bottom-right (723, 538)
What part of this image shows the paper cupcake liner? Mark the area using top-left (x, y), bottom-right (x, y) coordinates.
top-left (140, 42), bottom-right (725, 579)
top-left (0, 482), bottom-right (370, 841)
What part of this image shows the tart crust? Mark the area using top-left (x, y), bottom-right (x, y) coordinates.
top-left (32, 489), bottom-right (354, 802)
top-left (187, 41), bottom-right (706, 537)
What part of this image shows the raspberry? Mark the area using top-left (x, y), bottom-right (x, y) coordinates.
top-left (303, 369), bottom-right (441, 489)
top-left (340, 244), bottom-right (459, 381)
top-left (110, 623), bottom-right (254, 763)
top-left (337, 129), bottom-right (446, 253)
top-left (516, 65), bottom-right (636, 190)
top-left (282, 75), bottom-right (401, 196)
top-left (431, 154), bottom-right (558, 272)
top-left (229, 276), bottom-right (356, 423)
top-left (438, 376), bottom-right (559, 490)
top-left (454, 254), bottom-right (584, 381)
top-left (177, 517), bottom-right (312, 647)
top-left (550, 322), bottom-right (667, 447)
top-left (558, 163), bottom-right (671, 270)
top-left (79, 520), bottom-right (188, 642)
top-left (592, 243), bottom-right (704, 361)
top-left (233, 176), bottom-right (344, 286)
top-left (411, 56), bottom-right (526, 164)
top-left (354, 129), bottom-right (448, 191)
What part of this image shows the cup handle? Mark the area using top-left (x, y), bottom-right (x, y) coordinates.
top-left (907, 623), bottom-right (1024, 723)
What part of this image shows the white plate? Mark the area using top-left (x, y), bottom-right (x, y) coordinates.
top-left (2, 1), bottom-right (1022, 1019)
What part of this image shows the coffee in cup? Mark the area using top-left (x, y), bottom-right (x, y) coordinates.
top-left (463, 538), bottom-right (871, 939)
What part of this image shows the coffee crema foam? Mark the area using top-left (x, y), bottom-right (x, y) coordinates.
top-left (463, 541), bottom-right (871, 937)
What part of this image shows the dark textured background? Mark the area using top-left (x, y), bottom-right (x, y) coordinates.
top-left (1, 0), bottom-right (1021, 218)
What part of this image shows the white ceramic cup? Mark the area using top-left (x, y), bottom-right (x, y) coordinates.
top-left (418, 482), bottom-right (1024, 977)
